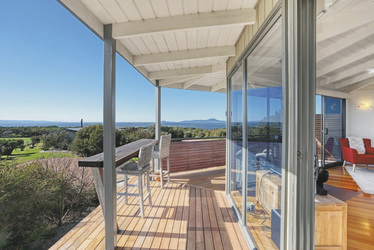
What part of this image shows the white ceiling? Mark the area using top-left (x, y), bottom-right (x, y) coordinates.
top-left (58, 0), bottom-right (374, 95)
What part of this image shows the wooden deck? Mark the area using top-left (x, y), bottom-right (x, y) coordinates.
top-left (51, 166), bottom-right (248, 250)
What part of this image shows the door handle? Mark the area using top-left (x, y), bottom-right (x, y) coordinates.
top-left (325, 128), bottom-right (328, 135)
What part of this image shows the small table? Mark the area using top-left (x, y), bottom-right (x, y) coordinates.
top-left (78, 139), bottom-right (158, 225)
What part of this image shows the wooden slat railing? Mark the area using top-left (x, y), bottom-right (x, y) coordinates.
top-left (162, 138), bottom-right (226, 173)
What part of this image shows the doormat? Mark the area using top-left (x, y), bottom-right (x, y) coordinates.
top-left (324, 184), bottom-right (359, 201)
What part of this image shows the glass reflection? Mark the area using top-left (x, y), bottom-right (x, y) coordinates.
top-left (246, 18), bottom-right (282, 250)
top-left (230, 66), bottom-right (243, 215)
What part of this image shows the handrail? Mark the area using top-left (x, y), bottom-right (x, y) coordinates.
top-left (171, 136), bottom-right (225, 142)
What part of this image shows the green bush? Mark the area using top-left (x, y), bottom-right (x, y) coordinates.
top-left (0, 161), bottom-right (97, 249)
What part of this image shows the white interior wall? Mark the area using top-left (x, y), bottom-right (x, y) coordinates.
top-left (346, 90), bottom-right (374, 146)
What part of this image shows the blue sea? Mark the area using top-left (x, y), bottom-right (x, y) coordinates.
top-left (0, 120), bottom-right (226, 130)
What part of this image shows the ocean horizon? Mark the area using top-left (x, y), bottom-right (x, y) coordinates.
top-left (0, 120), bottom-right (226, 130)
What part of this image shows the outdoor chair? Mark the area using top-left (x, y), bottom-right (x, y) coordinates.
top-left (116, 144), bottom-right (152, 218)
top-left (150, 134), bottom-right (171, 188)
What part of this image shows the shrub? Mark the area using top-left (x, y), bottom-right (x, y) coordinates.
top-left (0, 160), bottom-right (96, 249)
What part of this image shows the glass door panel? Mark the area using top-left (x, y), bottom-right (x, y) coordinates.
top-left (230, 65), bottom-right (244, 215)
top-left (246, 18), bottom-right (282, 250)
top-left (322, 96), bottom-right (344, 167)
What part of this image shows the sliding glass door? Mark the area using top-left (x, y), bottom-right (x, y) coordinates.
top-left (229, 66), bottom-right (244, 215)
top-left (228, 14), bottom-right (283, 249)
top-left (316, 96), bottom-right (345, 167)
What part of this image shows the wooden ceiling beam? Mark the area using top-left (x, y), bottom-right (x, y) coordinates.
top-left (183, 76), bottom-right (205, 89)
top-left (317, 22), bottom-right (374, 63)
top-left (317, 3), bottom-right (374, 42)
top-left (335, 72), bottom-right (374, 90)
top-left (133, 46), bottom-right (235, 66)
top-left (112, 8), bottom-right (256, 39)
top-left (210, 80), bottom-right (227, 92)
top-left (158, 75), bottom-right (202, 86)
top-left (148, 64), bottom-right (225, 80)
top-left (317, 44), bottom-right (374, 77)
top-left (341, 76), bottom-right (374, 93)
top-left (319, 58), bottom-right (374, 86)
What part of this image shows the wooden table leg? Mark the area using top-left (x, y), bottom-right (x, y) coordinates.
top-left (91, 168), bottom-right (119, 231)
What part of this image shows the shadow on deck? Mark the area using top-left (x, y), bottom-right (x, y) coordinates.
top-left (51, 166), bottom-right (248, 249)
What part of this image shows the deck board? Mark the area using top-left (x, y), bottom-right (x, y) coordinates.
top-left (51, 166), bottom-right (249, 250)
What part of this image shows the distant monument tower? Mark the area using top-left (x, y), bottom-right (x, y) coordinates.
top-left (81, 119), bottom-right (83, 128)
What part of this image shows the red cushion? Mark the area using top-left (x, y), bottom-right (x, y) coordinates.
top-left (356, 154), bottom-right (374, 164)
top-left (366, 147), bottom-right (374, 155)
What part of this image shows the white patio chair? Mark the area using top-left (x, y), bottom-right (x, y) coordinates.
top-left (150, 134), bottom-right (171, 188)
top-left (116, 144), bottom-right (152, 218)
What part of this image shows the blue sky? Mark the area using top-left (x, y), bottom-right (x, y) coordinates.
top-left (0, 0), bottom-right (226, 123)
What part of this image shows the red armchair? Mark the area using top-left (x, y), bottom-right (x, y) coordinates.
top-left (340, 138), bottom-right (374, 172)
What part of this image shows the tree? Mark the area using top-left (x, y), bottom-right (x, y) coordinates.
top-left (16, 139), bottom-right (25, 151)
top-left (0, 140), bottom-right (18, 158)
top-left (70, 125), bottom-right (104, 157)
top-left (30, 136), bottom-right (40, 147)
top-left (41, 130), bottom-right (74, 151)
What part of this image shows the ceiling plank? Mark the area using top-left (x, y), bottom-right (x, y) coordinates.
top-left (148, 64), bottom-right (225, 80)
top-left (317, 22), bottom-right (374, 62)
top-left (112, 8), bottom-right (256, 39)
top-left (117, 42), bottom-right (134, 64)
top-left (185, 85), bottom-right (211, 92)
top-left (158, 75), bottom-right (203, 86)
top-left (334, 72), bottom-right (374, 89)
top-left (342, 76), bottom-right (374, 93)
top-left (249, 75), bottom-right (282, 86)
top-left (211, 80), bottom-right (227, 92)
top-left (317, 3), bottom-right (374, 42)
top-left (133, 46), bottom-right (235, 66)
top-left (317, 44), bottom-right (374, 77)
top-left (316, 88), bottom-right (352, 99)
top-left (58, 0), bottom-right (103, 38)
top-left (319, 58), bottom-right (374, 86)
top-left (183, 76), bottom-right (205, 89)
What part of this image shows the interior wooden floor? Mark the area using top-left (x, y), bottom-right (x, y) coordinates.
top-left (231, 189), bottom-right (278, 250)
top-left (326, 165), bottom-right (374, 250)
top-left (228, 164), bottom-right (374, 250)
top-left (51, 166), bottom-right (248, 250)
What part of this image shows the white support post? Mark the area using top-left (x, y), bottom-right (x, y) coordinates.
top-left (282, 0), bottom-right (316, 249)
top-left (225, 78), bottom-right (231, 196)
top-left (155, 80), bottom-right (161, 141)
top-left (103, 24), bottom-right (117, 250)
top-left (155, 80), bottom-right (161, 175)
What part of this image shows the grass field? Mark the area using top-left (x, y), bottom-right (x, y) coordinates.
top-left (0, 138), bottom-right (76, 165)
top-left (1, 137), bottom-right (32, 144)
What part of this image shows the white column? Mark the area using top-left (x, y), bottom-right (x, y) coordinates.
top-left (103, 24), bottom-right (117, 250)
top-left (155, 80), bottom-right (161, 172)
top-left (282, 0), bottom-right (316, 249)
top-left (155, 80), bottom-right (161, 141)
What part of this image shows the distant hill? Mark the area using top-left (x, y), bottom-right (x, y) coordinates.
top-left (178, 118), bottom-right (225, 123)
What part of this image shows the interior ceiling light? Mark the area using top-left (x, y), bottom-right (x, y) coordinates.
top-left (367, 68), bottom-right (374, 74)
